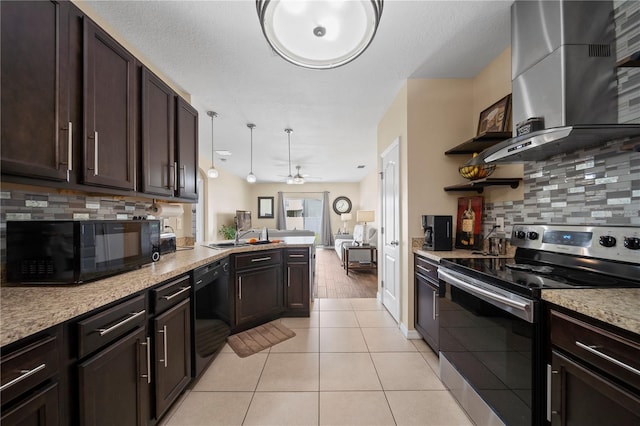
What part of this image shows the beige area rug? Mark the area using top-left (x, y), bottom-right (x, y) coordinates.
top-left (227, 322), bottom-right (296, 358)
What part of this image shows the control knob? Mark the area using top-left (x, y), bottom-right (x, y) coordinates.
top-left (515, 231), bottom-right (526, 239)
top-left (599, 235), bottom-right (616, 248)
top-left (624, 237), bottom-right (640, 250)
top-left (527, 231), bottom-right (539, 240)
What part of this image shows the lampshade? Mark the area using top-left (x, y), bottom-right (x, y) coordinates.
top-left (206, 111), bottom-right (219, 179)
top-left (356, 210), bottom-right (374, 223)
top-left (341, 213), bottom-right (352, 221)
top-left (256, 0), bottom-right (384, 70)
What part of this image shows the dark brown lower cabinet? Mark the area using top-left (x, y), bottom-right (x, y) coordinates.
top-left (78, 326), bottom-right (149, 426)
top-left (284, 248), bottom-right (310, 316)
top-left (414, 255), bottom-right (440, 352)
top-left (0, 382), bottom-right (59, 425)
top-left (154, 298), bottom-right (191, 419)
top-left (236, 265), bottom-right (283, 328)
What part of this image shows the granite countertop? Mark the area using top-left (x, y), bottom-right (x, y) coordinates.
top-left (1, 238), bottom-right (314, 347)
top-left (542, 288), bottom-right (640, 335)
top-left (412, 247), bottom-right (516, 262)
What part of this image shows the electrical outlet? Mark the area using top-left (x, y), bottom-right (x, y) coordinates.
top-left (176, 218), bottom-right (183, 230)
top-left (496, 217), bottom-right (504, 231)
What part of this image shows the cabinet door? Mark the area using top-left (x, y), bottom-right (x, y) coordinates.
top-left (0, 382), bottom-right (59, 426)
top-left (550, 350), bottom-right (640, 425)
top-left (78, 326), bottom-right (149, 426)
top-left (1, 0), bottom-right (71, 181)
top-left (175, 97), bottom-right (199, 200)
top-left (286, 262), bottom-right (309, 313)
top-left (83, 19), bottom-right (136, 190)
top-left (154, 298), bottom-right (191, 419)
top-left (236, 266), bottom-right (283, 326)
top-left (141, 67), bottom-right (175, 197)
top-left (415, 272), bottom-right (438, 352)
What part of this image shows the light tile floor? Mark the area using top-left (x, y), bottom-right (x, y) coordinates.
top-left (161, 298), bottom-right (474, 426)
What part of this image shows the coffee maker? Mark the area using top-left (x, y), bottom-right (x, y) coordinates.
top-left (422, 215), bottom-right (453, 251)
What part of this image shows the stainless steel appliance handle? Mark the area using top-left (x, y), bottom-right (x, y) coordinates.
top-left (575, 341), bottom-right (640, 376)
top-left (415, 272), bottom-right (430, 282)
top-left (438, 269), bottom-right (532, 321)
top-left (158, 325), bottom-right (168, 367)
top-left (416, 264), bottom-right (432, 274)
top-left (94, 131), bottom-right (99, 175)
top-left (0, 363), bottom-right (46, 392)
top-left (251, 257), bottom-right (271, 262)
top-left (96, 310), bottom-right (145, 336)
top-left (433, 290), bottom-right (437, 320)
top-left (141, 337), bottom-right (151, 384)
top-left (162, 286), bottom-right (190, 301)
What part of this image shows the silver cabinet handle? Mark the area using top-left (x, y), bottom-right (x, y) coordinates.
top-left (239, 277), bottom-right (242, 300)
top-left (67, 122), bottom-right (73, 171)
top-left (251, 257), bottom-right (271, 262)
top-left (141, 337), bottom-right (151, 384)
top-left (158, 325), bottom-right (168, 367)
top-left (173, 161), bottom-right (178, 190)
top-left (433, 289), bottom-right (437, 320)
top-left (0, 363), bottom-right (46, 392)
top-left (94, 131), bottom-right (99, 175)
top-left (416, 264), bottom-right (432, 274)
top-left (415, 272), bottom-right (429, 282)
top-left (289, 254), bottom-right (305, 258)
top-left (179, 165), bottom-right (186, 189)
top-left (96, 310), bottom-right (145, 336)
top-left (575, 341), bottom-right (640, 376)
top-left (162, 286), bottom-right (190, 301)
top-left (288, 266), bottom-right (291, 287)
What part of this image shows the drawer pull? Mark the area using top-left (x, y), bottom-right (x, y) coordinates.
top-left (289, 254), bottom-right (305, 258)
top-left (141, 337), bottom-right (151, 384)
top-left (575, 341), bottom-right (640, 376)
top-left (251, 256), bottom-right (272, 262)
top-left (162, 286), bottom-right (190, 301)
top-left (416, 272), bottom-right (430, 282)
top-left (0, 363), bottom-right (46, 392)
top-left (416, 264), bottom-right (432, 274)
top-left (96, 310), bottom-right (145, 337)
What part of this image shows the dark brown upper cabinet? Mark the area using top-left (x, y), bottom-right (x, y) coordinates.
top-left (141, 68), bottom-right (175, 197)
top-left (83, 18), bottom-right (136, 191)
top-left (141, 67), bottom-right (199, 200)
top-left (175, 98), bottom-right (199, 200)
top-left (1, 0), bottom-right (72, 182)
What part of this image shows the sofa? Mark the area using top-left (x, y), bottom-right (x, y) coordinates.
top-left (334, 224), bottom-right (377, 263)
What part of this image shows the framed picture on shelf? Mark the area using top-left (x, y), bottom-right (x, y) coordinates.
top-left (455, 196), bottom-right (483, 249)
top-left (477, 94), bottom-right (511, 135)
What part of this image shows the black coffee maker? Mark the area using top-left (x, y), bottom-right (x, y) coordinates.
top-left (422, 215), bottom-right (453, 251)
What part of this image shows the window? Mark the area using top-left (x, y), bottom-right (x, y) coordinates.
top-left (284, 196), bottom-right (322, 236)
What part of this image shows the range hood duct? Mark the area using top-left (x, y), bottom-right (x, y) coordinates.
top-left (477, 0), bottom-right (640, 164)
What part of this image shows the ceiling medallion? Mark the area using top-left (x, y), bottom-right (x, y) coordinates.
top-left (256, 0), bottom-right (383, 69)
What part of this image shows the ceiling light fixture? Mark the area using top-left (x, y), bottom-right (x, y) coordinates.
top-left (246, 123), bottom-right (257, 183)
top-left (293, 165), bottom-right (305, 185)
top-left (285, 128), bottom-right (294, 184)
top-left (206, 111), bottom-right (219, 179)
top-left (256, 0), bottom-right (384, 70)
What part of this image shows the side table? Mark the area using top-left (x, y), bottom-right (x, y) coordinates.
top-left (342, 244), bottom-right (377, 275)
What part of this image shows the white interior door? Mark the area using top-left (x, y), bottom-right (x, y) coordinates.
top-left (380, 139), bottom-right (400, 322)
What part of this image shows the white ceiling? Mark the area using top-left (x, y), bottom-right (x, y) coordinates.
top-left (82, 0), bottom-right (512, 183)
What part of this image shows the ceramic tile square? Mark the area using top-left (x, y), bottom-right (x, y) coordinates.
top-left (385, 390), bottom-right (474, 426)
top-left (256, 353), bottom-right (319, 391)
top-left (191, 353), bottom-right (267, 391)
top-left (243, 392), bottom-right (318, 426)
top-left (320, 353), bottom-right (381, 391)
top-left (361, 327), bottom-right (418, 352)
top-left (355, 310), bottom-right (398, 328)
top-left (319, 391), bottom-right (395, 426)
top-left (269, 328), bottom-right (319, 353)
top-left (162, 391), bottom-right (252, 426)
top-left (349, 298), bottom-right (385, 311)
top-left (319, 310), bottom-right (359, 327)
top-left (279, 311), bottom-right (319, 328)
top-left (319, 298), bottom-right (354, 311)
top-left (371, 352), bottom-right (445, 390)
top-left (319, 328), bottom-right (368, 353)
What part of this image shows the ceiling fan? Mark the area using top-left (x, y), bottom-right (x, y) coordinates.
top-left (292, 165), bottom-right (323, 184)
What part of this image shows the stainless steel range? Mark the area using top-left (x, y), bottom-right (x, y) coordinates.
top-left (437, 225), bottom-right (640, 426)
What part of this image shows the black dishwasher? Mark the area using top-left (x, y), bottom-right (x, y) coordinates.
top-left (191, 258), bottom-right (231, 378)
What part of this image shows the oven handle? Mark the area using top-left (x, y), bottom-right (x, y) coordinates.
top-left (438, 269), bottom-right (533, 322)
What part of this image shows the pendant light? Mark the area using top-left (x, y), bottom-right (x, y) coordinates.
top-left (285, 128), bottom-right (294, 184)
top-left (246, 123), bottom-right (257, 183)
top-left (256, 0), bottom-right (384, 70)
top-left (206, 111), bottom-right (219, 179)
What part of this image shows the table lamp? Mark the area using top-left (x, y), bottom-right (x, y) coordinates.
top-left (356, 210), bottom-right (375, 245)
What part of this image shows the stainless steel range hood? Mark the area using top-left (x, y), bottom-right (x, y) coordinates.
top-left (478, 0), bottom-right (640, 164)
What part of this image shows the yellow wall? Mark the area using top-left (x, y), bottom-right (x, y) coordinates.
top-left (202, 168), bottom-right (252, 241)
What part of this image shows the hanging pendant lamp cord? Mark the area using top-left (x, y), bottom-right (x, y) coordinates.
top-left (250, 126), bottom-right (254, 173)
top-left (211, 115), bottom-right (215, 166)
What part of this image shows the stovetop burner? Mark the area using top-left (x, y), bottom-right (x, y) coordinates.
top-left (506, 263), bottom-right (554, 274)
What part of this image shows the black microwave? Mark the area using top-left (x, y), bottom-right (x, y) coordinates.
top-left (6, 220), bottom-right (161, 284)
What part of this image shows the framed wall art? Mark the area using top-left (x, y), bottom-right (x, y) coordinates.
top-left (455, 196), bottom-right (483, 249)
top-left (258, 196), bottom-right (274, 219)
top-left (477, 94), bottom-right (511, 135)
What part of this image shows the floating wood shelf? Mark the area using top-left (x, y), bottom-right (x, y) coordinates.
top-left (444, 178), bottom-right (522, 193)
top-left (444, 132), bottom-right (512, 155)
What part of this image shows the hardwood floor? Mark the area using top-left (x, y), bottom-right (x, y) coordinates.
top-left (315, 248), bottom-right (378, 298)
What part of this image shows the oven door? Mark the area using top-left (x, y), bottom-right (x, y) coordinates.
top-left (438, 267), bottom-right (543, 426)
